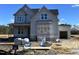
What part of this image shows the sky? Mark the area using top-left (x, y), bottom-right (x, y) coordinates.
top-left (0, 4), bottom-right (79, 25)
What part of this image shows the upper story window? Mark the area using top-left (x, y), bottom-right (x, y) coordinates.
top-left (41, 14), bottom-right (48, 20)
top-left (15, 15), bottom-right (25, 23)
top-left (18, 16), bottom-right (23, 22)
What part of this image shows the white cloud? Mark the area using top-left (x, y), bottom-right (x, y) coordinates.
top-left (72, 4), bottom-right (79, 7)
top-left (10, 19), bottom-right (14, 23)
top-left (58, 18), bottom-right (65, 24)
top-left (59, 18), bottom-right (68, 25)
top-left (60, 18), bottom-right (64, 21)
top-left (58, 22), bottom-right (63, 24)
top-left (75, 23), bottom-right (79, 26)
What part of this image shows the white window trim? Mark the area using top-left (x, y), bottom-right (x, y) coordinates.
top-left (41, 13), bottom-right (48, 20)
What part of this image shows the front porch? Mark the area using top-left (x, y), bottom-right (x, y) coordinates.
top-left (9, 23), bottom-right (30, 38)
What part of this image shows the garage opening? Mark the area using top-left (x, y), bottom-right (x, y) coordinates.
top-left (60, 31), bottom-right (68, 39)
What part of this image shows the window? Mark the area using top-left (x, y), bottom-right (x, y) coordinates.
top-left (45, 14), bottom-right (47, 19)
top-left (19, 16), bottom-right (23, 22)
top-left (37, 24), bottom-right (49, 35)
top-left (19, 16), bottom-right (21, 22)
top-left (41, 14), bottom-right (44, 19)
top-left (41, 14), bottom-right (48, 20)
top-left (16, 15), bottom-right (24, 23)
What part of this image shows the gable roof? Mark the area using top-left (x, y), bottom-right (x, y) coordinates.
top-left (14, 5), bottom-right (59, 16)
top-left (14, 5), bottom-right (30, 16)
top-left (49, 9), bottom-right (58, 15)
top-left (31, 9), bottom-right (39, 15)
top-left (31, 9), bottom-right (58, 15)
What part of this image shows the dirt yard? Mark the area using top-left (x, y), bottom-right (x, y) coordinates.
top-left (18, 35), bottom-right (79, 55)
top-left (0, 35), bottom-right (79, 55)
top-left (51, 35), bottom-right (79, 54)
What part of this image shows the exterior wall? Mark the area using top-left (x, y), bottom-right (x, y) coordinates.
top-left (51, 21), bottom-right (59, 39)
top-left (36, 22), bottom-right (52, 40)
top-left (59, 25), bottom-right (71, 39)
top-left (30, 7), bottom-right (59, 41)
top-left (36, 21), bottom-right (59, 41)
